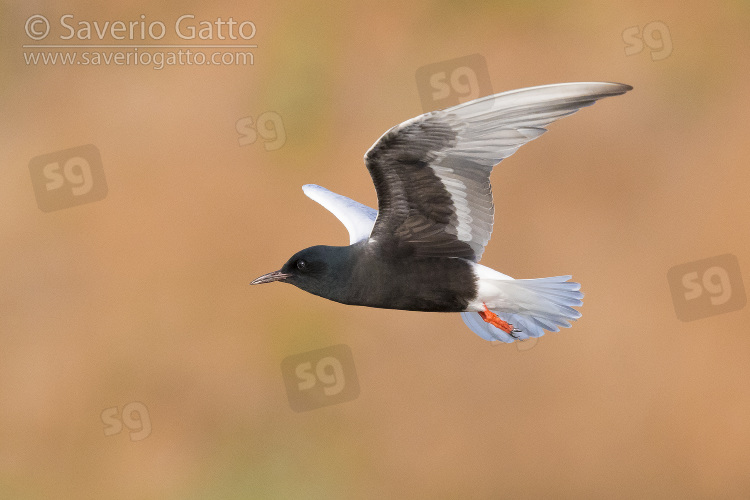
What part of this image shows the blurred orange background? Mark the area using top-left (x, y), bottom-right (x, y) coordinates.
top-left (2, 1), bottom-right (749, 498)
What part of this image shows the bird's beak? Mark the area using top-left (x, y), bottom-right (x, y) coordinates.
top-left (250, 270), bottom-right (291, 285)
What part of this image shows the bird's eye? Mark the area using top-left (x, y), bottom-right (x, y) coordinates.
top-left (296, 259), bottom-right (307, 271)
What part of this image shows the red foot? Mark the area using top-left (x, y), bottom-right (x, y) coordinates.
top-left (478, 303), bottom-right (516, 334)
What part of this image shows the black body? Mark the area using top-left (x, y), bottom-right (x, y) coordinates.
top-left (250, 83), bottom-right (633, 318)
top-left (278, 243), bottom-right (477, 312)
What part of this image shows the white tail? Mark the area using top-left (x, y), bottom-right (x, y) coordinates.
top-left (461, 275), bottom-right (583, 343)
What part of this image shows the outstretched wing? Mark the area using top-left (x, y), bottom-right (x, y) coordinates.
top-left (364, 82), bottom-right (632, 261)
top-left (302, 184), bottom-right (377, 244)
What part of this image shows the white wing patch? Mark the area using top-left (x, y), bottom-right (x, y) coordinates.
top-left (429, 166), bottom-right (474, 242)
top-left (302, 184), bottom-right (377, 244)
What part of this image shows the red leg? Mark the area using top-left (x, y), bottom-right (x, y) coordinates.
top-left (478, 303), bottom-right (517, 334)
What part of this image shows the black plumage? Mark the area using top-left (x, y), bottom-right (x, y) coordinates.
top-left (251, 82), bottom-right (631, 342)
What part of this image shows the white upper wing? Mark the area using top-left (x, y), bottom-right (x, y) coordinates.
top-left (302, 184), bottom-right (378, 244)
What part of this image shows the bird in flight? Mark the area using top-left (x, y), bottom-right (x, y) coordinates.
top-left (252, 82), bottom-right (632, 343)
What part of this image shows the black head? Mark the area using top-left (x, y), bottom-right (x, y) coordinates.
top-left (251, 245), bottom-right (352, 299)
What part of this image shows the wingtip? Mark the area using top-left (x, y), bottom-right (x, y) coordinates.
top-left (607, 82), bottom-right (633, 93)
top-left (544, 81), bottom-right (634, 95)
top-left (565, 81), bottom-right (633, 95)
top-left (302, 184), bottom-right (326, 199)
top-left (554, 81), bottom-right (634, 100)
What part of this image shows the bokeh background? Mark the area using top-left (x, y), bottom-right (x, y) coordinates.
top-left (2, 1), bottom-right (749, 498)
